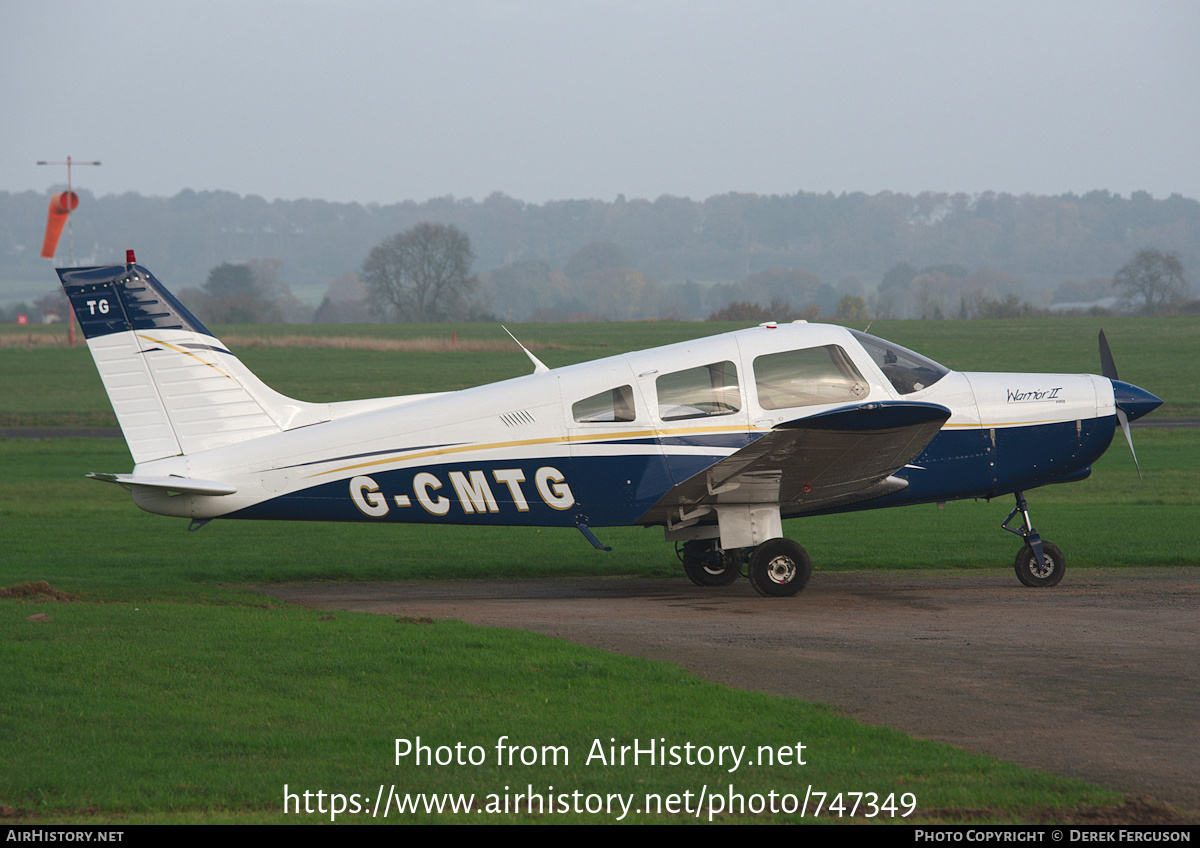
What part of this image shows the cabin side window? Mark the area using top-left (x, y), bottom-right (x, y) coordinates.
top-left (753, 345), bottom-right (868, 410)
top-left (656, 361), bottom-right (741, 421)
top-left (572, 385), bottom-right (636, 422)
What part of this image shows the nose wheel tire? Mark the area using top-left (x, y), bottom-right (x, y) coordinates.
top-left (1014, 541), bottom-right (1065, 588)
top-left (748, 538), bottom-right (812, 597)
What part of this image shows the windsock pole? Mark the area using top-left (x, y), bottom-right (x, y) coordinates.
top-left (37, 156), bottom-right (101, 346)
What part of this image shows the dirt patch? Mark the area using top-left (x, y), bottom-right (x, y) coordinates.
top-left (258, 567), bottom-right (1200, 822)
top-left (0, 580), bottom-right (77, 602)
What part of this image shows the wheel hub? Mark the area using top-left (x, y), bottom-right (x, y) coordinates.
top-left (1030, 552), bottom-right (1055, 579)
top-left (766, 555), bottom-right (796, 585)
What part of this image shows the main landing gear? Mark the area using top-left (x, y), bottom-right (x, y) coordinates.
top-left (677, 537), bottom-right (813, 597)
top-left (678, 539), bottom-right (741, 587)
top-left (1002, 491), bottom-right (1066, 587)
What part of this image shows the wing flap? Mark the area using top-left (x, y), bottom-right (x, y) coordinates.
top-left (644, 401), bottom-right (950, 524)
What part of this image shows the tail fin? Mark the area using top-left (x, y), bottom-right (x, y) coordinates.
top-left (59, 257), bottom-right (328, 464)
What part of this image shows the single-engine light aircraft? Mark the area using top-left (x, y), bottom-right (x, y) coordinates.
top-left (60, 253), bottom-right (1161, 597)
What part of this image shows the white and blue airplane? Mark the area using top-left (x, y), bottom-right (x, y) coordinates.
top-left (59, 252), bottom-right (1161, 597)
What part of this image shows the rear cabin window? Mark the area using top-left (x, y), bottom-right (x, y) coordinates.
top-left (753, 345), bottom-right (868, 409)
top-left (572, 385), bottom-right (636, 422)
top-left (656, 361), bottom-right (741, 421)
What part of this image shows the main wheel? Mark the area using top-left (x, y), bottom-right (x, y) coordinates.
top-left (1014, 541), bottom-right (1065, 588)
top-left (747, 538), bottom-right (812, 597)
top-left (680, 541), bottom-right (741, 586)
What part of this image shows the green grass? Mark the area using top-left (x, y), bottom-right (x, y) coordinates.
top-left (1, 602), bottom-right (1117, 824)
top-left (3, 315), bottom-right (1197, 423)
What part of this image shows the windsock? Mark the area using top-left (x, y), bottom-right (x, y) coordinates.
top-left (40, 191), bottom-right (79, 259)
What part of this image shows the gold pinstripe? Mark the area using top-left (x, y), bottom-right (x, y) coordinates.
top-left (138, 334), bottom-right (232, 380)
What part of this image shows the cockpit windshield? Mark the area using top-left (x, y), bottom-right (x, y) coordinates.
top-left (848, 330), bottom-right (949, 395)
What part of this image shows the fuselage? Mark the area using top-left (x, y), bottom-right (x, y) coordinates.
top-left (127, 321), bottom-right (1129, 528)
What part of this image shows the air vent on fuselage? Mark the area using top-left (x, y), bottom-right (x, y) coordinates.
top-left (500, 410), bottom-right (536, 428)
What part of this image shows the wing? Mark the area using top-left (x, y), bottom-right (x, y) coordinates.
top-left (642, 401), bottom-right (951, 526)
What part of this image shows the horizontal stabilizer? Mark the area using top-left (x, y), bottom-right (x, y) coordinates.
top-left (87, 472), bottom-right (237, 496)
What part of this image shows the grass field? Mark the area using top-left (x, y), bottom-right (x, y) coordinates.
top-left (3, 315), bottom-right (1198, 423)
top-left (1, 317), bottom-right (1197, 824)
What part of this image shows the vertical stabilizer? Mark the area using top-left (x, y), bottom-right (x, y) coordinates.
top-left (59, 261), bottom-right (328, 463)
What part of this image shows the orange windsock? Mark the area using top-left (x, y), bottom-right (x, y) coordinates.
top-left (40, 191), bottom-right (80, 259)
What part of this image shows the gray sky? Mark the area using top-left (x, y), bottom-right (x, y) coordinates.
top-left (3, 0), bottom-right (1198, 205)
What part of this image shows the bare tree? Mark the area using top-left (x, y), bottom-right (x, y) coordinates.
top-left (362, 223), bottom-right (479, 322)
top-left (1112, 249), bottom-right (1188, 314)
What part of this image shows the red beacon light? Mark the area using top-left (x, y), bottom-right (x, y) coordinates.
top-left (126, 249), bottom-right (136, 266)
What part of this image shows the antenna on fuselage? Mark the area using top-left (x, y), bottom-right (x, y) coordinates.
top-left (502, 326), bottom-right (550, 374)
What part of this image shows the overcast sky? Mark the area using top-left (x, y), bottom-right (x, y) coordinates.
top-left (3, 0), bottom-right (1198, 205)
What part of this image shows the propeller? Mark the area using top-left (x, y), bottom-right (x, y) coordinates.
top-left (1099, 330), bottom-right (1158, 478)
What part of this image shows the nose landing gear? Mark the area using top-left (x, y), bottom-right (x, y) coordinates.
top-left (1002, 491), bottom-right (1066, 587)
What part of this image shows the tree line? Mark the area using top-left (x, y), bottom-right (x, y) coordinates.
top-left (2, 187), bottom-right (1197, 323)
top-left (343, 228), bottom-right (1194, 327)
